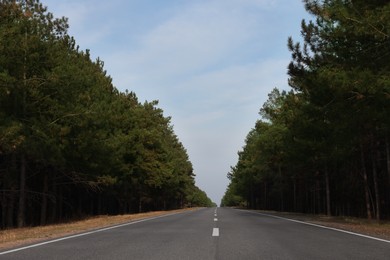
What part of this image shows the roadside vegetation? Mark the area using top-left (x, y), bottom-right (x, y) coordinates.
top-left (0, 0), bottom-right (214, 230)
top-left (222, 0), bottom-right (390, 221)
top-left (0, 208), bottom-right (198, 250)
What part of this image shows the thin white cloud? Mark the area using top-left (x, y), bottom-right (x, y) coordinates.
top-left (45, 0), bottom-right (119, 48)
top-left (102, 0), bottom-right (285, 107)
top-left (124, 0), bottom-right (263, 79)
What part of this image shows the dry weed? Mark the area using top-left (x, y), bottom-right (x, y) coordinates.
top-left (0, 208), bottom-right (196, 250)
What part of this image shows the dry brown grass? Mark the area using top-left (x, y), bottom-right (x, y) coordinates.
top-left (0, 208), bottom-right (197, 250)
top-left (261, 211), bottom-right (390, 241)
top-left (310, 217), bottom-right (390, 240)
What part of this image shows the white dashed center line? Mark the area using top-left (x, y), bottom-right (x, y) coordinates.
top-left (212, 208), bottom-right (219, 237)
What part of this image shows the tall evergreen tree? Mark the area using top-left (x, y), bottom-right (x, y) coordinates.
top-left (1, 0), bottom-right (213, 228)
top-left (288, 0), bottom-right (390, 220)
top-left (223, 0), bottom-right (390, 220)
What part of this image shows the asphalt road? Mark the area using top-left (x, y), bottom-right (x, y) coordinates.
top-left (1, 208), bottom-right (390, 259)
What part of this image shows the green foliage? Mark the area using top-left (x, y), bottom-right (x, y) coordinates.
top-left (223, 0), bottom-right (390, 220)
top-left (220, 182), bottom-right (244, 207)
top-left (0, 0), bottom-right (213, 228)
top-left (187, 186), bottom-right (216, 207)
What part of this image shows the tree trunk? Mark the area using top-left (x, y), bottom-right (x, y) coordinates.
top-left (5, 154), bottom-right (18, 228)
top-left (293, 179), bottom-right (297, 212)
top-left (97, 193), bottom-right (102, 215)
top-left (40, 172), bottom-right (48, 225)
top-left (2, 167), bottom-right (13, 228)
top-left (2, 184), bottom-right (16, 229)
top-left (1, 190), bottom-right (5, 228)
top-left (325, 167), bottom-right (331, 216)
top-left (6, 186), bottom-right (16, 228)
top-left (278, 164), bottom-right (284, 211)
top-left (58, 186), bottom-right (63, 221)
top-left (372, 149), bottom-right (380, 221)
top-left (386, 136), bottom-right (390, 186)
top-left (250, 182), bottom-right (255, 209)
top-left (264, 181), bottom-right (267, 210)
top-left (360, 146), bottom-right (372, 220)
top-left (50, 175), bottom-right (57, 223)
top-left (17, 26), bottom-right (28, 228)
top-left (17, 153), bottom-right (26, 228)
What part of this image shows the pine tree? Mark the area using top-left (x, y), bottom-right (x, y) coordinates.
top-left (288, 0), bottom-right (390, 219)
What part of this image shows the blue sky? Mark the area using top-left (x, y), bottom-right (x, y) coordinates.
top-left (44, 0), bottom-right (311, 205)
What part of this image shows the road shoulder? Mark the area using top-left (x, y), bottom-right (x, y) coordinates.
top-left (248, 210), bottom-right (390, 241)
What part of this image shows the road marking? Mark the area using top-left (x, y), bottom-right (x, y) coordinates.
top-left (214, 218), bottom-right (218, 221)
top-left (0, 210), bottom-right (192, 255)
top-left (212, 228), bottom-right (219, 237)
top-left (214, 213), bottom-right (217, 217)
top-left (243, 210), bottom-right (390, 244)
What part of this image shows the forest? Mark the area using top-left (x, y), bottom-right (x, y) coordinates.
top-left (0, 0), bottom-right (214, 229)
top-left (222, 0), bottom-right (390, 220)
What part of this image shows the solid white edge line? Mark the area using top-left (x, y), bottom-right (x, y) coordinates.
top-left (0, 210), bottom-right (193, 255)
top-left (240, 209), bottom-right (390, 244)
top-left (212, 228), bottom-right (219, 237)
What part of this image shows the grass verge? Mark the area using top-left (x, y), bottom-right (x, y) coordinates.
top-left (258, 210), bottom-right (390, 241)
top-left (0, 208), bottom-right (197, 250)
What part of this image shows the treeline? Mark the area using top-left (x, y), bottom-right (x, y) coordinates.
top-left (222, 0), bottom-right (390, 220)
top-left (0, 0), bottom-right (214, 229)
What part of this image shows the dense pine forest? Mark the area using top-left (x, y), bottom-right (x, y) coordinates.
top-left (0, 0), bottom-right (214, 229)
top-left (222, 0), bottom-right (390, 220)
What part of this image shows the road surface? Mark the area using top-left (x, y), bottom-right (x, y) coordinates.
top-left (1, 208), bottom-right (389, 259)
